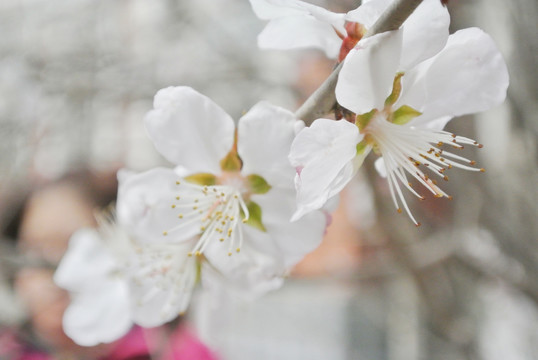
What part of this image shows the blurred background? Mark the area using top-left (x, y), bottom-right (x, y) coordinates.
top-left (0, 0), bottom-right (537, 359)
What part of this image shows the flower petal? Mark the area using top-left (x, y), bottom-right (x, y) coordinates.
top-left (257, 15), bottom-right (343, 58)
top-left (250, 0), bottom-right (346, 58)
top-left (251, 188), bottom-right (326, 267)
top-left (116, 168), bottom-right (200, 244)
top-left (128, 243), bottom-right (197, 328)
top-left (289, 119), bottom-right (362, 220)
top-left (202, 222), bottom-right (289, 300)
top-left (62, 281), bottom-right (132, 346)
top-left (336, 29), bottom-right (403, 114)
top-left (397, 0), bottom-right (449, 70)
top-left (346, 0), bottom-right (449, 70)
top-left (237, 101), bottom-right (297, 189)
top-left (144, 86), bottom-right (235, 175)
top-left (402, 28), bottom-right (509, 127)
top-left (54, 229), bottom-right (117, 292)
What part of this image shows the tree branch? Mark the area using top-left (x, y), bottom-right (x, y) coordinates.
top-left (294, 0), bottom-right (424, 125)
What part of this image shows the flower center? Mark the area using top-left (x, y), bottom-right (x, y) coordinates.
top-left (365, 113), bottom-right (484, 226)
top-left (163, 180), bottom-right (250, 256)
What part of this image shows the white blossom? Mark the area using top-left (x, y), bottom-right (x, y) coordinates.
top-left (117, 87), bottom-right (327, 308)
top-left (250, 0), bottom-right (449, 64)
top-left (289, 27), bottom-right (509, 224)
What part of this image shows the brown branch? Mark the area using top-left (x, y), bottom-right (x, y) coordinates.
top-left (294, 0), bottom-right (424, 125)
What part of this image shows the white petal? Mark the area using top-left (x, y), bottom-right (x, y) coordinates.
top-left (257, 15), bottom-right (342, 58)
top-left (404, 28), bottom-right (509, 127)
top-left (345, 0), bottom-right (449, 70)
top-left (62, 281), bottom-right (132, 346)
top-left (249, 0), bottom-right (312, 20)
top-left (250, 0), bottom-right (346, 33)
top-left (238, 101), bottom-right (297, 189)
top-left (345, 0), bottom-right (392, 29)
top-left (144, 86), bottom-right (235, 174)
top-left (398, 0), bottom-right (449, 70)
top-left (289, 119), bottom-right (362, 220)
top-left (54, 229), bottom-right (117, 292)
top-left (129, 243), bottom-right (197, 328)
top-left (336, 29), bottom-right (403, 114)
top-left (374, 157), bottom-right (387, 177)
top-left (201, 257), bottom-right (284, 301)
top-left (202, 224), bottom-right (287, 300)
top-left (116, 167), bottom-right (200, 244)
top-left (251, 188), bottom-right (326, 267)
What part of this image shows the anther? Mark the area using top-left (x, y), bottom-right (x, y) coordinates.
top-left (480, 168), bottom-right (486, 172)
top-left (477, 144), bottom-right (484, 148)
top-left (171, 204), bottom-right (176, 208)
top-left (443, 175), bottom-right (449, 181)
top-left (447, 196), bottom-right (453, 200)
top-left (236, 248), bottom-right (241, 253)
top-left (397, 208), bottom-right (402, 214)
top-left (178, 214), bottom-right (183, 219)
top-left (228, 252), bottom-right (232, 256)
top-left (415, 222), bottom-right (421, 227)
top-left (163, 231), bottom-right (168, 236)
top-left (176, 196), bottom-right (180, 200)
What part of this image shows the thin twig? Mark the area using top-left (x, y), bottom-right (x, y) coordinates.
top-left (294, 0), bottom-right (424, 125)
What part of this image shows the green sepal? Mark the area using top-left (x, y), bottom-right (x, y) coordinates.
top-left (384, 72), bottom-right (404, 107)
top-left (184, 173), bottom-right (217, 186)
top-left (355, 109), bottom-right (377, 132)
top-left (392, 105), bottom-right (422, 125)
top-left (220, 150), bottom-right (242, 172)
top-left (241, 201), bottom-right (267, 232)
top-left (246, 174), bottom-right (272, 195)
top-left (356, 140), bottom-right (369, 155)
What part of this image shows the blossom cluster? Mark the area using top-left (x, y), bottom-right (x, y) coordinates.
top-left (54, 0), bottom-right (508, 346)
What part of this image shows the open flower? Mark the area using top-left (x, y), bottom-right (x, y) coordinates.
top-left (250, 0), bottom-right (449, 63)
top-left (117, 87), bottom-right (327, 307)
top-left (290, 27), bottom-right (509, 224)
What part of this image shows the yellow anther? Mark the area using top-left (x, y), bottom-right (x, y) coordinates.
top-left (480, 168), bottom-right (486, 172)
top-left (195, 251), bottom-right (201, 256)
top-left (228, 252), bottom-right (232, 256)
top-left (188, 252), bottom-right (193, 257)
top-left (178, 214), bottom-right (183, 219)
top-left (194, 199), bottom-right (199, 203)
top-left (397, 208), bottom-right (402, 214)
top-left (236, 248), bottom-right (241, 253)
top-left (219, 238), bottom-right (224, 242)
top-left (193, 206), bottom-right (198, 210)
top-left (163, 231), bottom-right (168, 236)
top-left (242, 219), bottom-right (247, 223)
top-left (176, 181), bottom-right (180, 185)
top-left (200, 226), bottom-right (206, 231)
top-left (171, 204), bottom-right (176, 208)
